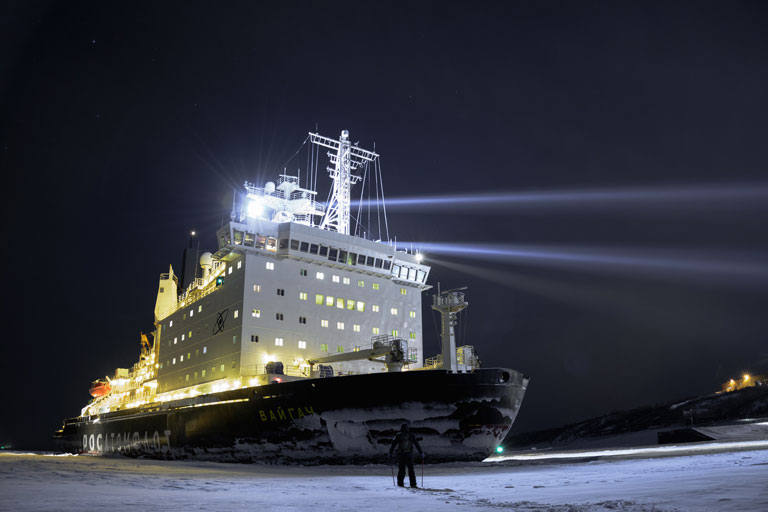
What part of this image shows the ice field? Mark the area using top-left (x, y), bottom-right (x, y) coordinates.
top-left (1, 444), bottom-right (767, 511)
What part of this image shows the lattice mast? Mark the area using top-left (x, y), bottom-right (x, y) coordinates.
top-left (310, 130), bottom-right (378, 235)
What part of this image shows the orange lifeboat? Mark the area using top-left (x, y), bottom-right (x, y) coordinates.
top-left (89, 379), bottom-right (111, 397)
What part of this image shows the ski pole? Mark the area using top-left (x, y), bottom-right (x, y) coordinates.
top-left (421, 454), bottom-right (424, 488)
top-left (390, 457), bottom-right (396, 486)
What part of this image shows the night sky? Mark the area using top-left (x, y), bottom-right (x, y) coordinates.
top-left (2, 1), bottom-right (767, 450)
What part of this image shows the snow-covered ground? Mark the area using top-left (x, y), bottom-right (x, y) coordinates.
top-left (1, 445), bottom-right (767, 511)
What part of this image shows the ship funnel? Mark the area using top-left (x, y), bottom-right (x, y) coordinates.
top-left (154, 265), bottom-right (178, 322)
top-left (199, 251), bottom-right (213, 280)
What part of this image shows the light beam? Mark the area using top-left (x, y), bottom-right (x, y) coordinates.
top-left (404, 242), bottom-right (768, 284)
top-left (352, 183), bottom-right (768, 212)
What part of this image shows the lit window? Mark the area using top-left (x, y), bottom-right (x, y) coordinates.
top-left (336, 298), bottom-right (344, 309)
top-left (187, 352), bottom-right (191, 359)
top-left (356, 301), bottom-right (365, 312)
top-left (321, 319), bottom-right (329, 328)
top-left (373, 283), bottom-right (379, 290)
top-left (172, 357), bottom-right (176, 364)
top-left (337, 322), bottom-right (344, 330)
top-left (221, 364), bottom-right (225, 372)
top-left (170, 320), bottom-right (173, 327)
top-left (186, 374), bottom-right (190, 381)
top-left (228, 267), bottom-right (233, 275)
top-left (237, 261), bottom-right (242, 270)
top-left (315, 294), bottom-right (324, 305)
top-left (189, 309), bottom-right (194, 317)
top-left (343, 277), bottom-right (350, 285)
top-left (252, 309), bottom-right (261, 318)
top-left (337, 345), bottom-right (344, 353)
top-left (410, 332), bottom-right (416, 340)
top-left (391, 329), bottom-right (399, 336)
top-left (233, 335), bottom-right (238, 344)
top-left (409, 310), bottom-right (416, 318)
top-left (234, 310), bottom-right (239, 319)
top-left (202, 369), bottom-right (206, 377)
top-left (198, 305), bottom-right (202, 312)
top-left (188, 330), bottom-right (192, 338)
top-left (316, 272), bottom-right (325, 280)
top-left (299, 292), bottom-right (308, 300)
top-left (203, 346), bottom-right (207, 353)
top-left (266, 261), bottom-right (275, 270)
top-left (275, 337), bottom-right (284, 346)
top-left (326, 296), bottom-right (334, 307)
top-left (400, 288), bottom-right (407, 295)
top-left (174, 337), bottom-right (178, 344)
top-left (254, 284), bottom-right (261, 292)
top-left (372, 327), bottom-right (379, 334)
top-left (358, 280), bottom-right (364, 287)
top-left (332, 275), bottom-right (340, 283)
top-left (372, 305), bottom-right (380, 312)
top-left (180, 355), bottom-right (184, 362)
top-left (298, 340), bottom-right (307, 349)
top-left (181, 334), bottom-right (185, 341)
top-left (353, 324), bottom-right (360, 332)
top-left (321, 343), bottom-right (329, 352)
top-left (390, 308), bottom-right (398, 315)
top-left (346, 299), bottom-right (355, 310)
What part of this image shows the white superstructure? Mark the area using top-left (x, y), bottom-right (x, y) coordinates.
top-left (152, 130), bottom-right (430, 395)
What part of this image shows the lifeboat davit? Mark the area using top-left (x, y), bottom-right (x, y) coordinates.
top-left (89, 379), bottom-right (111, 397)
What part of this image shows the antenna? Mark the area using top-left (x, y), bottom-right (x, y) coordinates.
top-left (309, 130), bottom-right (378, 235)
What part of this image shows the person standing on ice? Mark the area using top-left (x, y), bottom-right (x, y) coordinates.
top-left (389, 423), bottom-right (424, 488)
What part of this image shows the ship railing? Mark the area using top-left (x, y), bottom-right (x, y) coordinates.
top-left (424, 355), bottom-right (443, 369)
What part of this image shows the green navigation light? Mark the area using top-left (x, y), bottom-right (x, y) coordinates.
top-left (495, 446), bottom-right (504, 453)
top-left (216, 276), bottom-right (224, 286)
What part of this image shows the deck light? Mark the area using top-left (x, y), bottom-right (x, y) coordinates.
top-left (247, 198), bottom-right (264, 218)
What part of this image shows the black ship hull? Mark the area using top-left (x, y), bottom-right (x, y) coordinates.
top-left (54, 368), bottom-right (527, 463)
